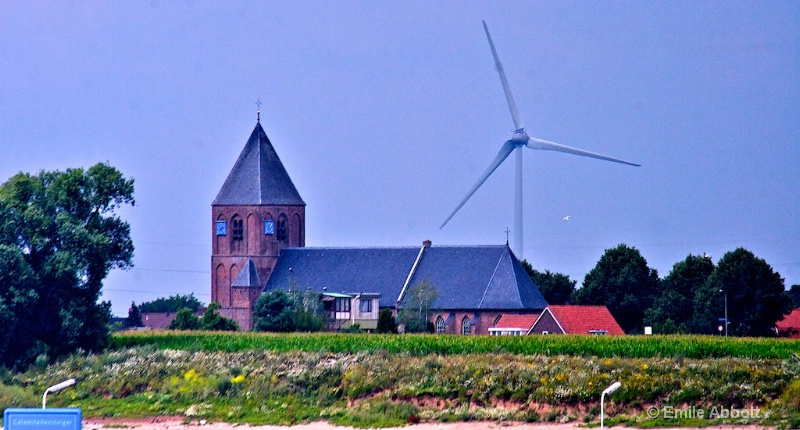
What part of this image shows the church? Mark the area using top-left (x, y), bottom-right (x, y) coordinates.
top-left (211, 119), bottom-right (547, 331)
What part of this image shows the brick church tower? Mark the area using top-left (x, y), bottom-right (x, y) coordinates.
top-left (211, 118), bottom-right (305, 330)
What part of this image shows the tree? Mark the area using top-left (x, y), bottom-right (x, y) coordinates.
top-left (252, 288), bottom-right (325, 333)
top-left (520, 260), bottom-right (576, 305)
top-left (376, 309), bottom-right (398, 334)
top-left (398, 280), bottom-right (438, 333)
top-left (644, 254), bottom-right (714, 334)
top-left (693, 248), bottom-right (791, 336)
top-left (571, 244), bottom-right (660, 334)
top-left (0, 163), bottom-right (134, 368)
top-left (139, 293), bottom-right (203, 313)
top-left (198, 302), bottom-right (239, 331)
top-left (290, 288), bottom-right (324, 332)
top-left (253, 290), bottom-right (296, 332)
top-left (167, 307), bottom-right (200, 330)
top-left (127, 302), bottom-right (143, 328)
top-left (788, 285), bottom-right (800, 309)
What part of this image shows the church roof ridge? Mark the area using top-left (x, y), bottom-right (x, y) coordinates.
top-left (280, 244), bottom-right (509, 251)
top-left (213, 122), bottom-right (305, 206)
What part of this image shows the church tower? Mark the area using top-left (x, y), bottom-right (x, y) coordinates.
top-left (211, 118), bottom-right (305, 330)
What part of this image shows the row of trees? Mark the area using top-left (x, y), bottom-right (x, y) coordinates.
top-left (524, 244), bottom-right (795, 336)
top-left (124, 293), bottom-right (205, 329)
top-left (166, 303), bottom-right (238, 331)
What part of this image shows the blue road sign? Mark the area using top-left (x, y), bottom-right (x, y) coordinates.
top-left (4, 409), bottom-right (81, 430)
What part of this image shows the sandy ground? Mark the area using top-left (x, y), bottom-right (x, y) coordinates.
top-left (82, 417), bottom-right (775, 430)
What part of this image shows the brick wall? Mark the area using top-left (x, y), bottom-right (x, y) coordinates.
top-left (430, 311), bottom-right (539, 335)
top-left (530, 311), bottom-right (562, 334)
top-left (212, 204), bottom-right (305, 330)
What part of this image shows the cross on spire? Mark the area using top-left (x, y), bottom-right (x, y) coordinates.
top-left (255, 97), bottom-right (262, 123)
top-left (505, 227), bottom-right (510, 246)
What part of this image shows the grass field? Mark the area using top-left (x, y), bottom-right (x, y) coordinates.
top-left (2, 332), bottom-right (799, 428)
top-left (110, 331), bottom-right (800, 359)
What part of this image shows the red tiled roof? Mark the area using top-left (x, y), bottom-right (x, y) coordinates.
top-left (494, 313), bottom-right (540, 330)
top-left (776, 309), bottom-right (800, 338)
top-left (547, 305), bottom-right (625, 335)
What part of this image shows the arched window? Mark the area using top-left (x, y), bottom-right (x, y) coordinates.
top-left (232, 216), bottom-right (244, 241)
top-left (461, 317), bottom-right (471, 336)
top-left (277, 215), bottom-right (288, 242)
top-left (436, 316), bottom-right (445, 333)
top-left (231, 215), bottom-right (244, 252)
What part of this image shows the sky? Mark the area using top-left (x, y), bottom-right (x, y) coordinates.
top-left (1, 1), bottom-right (798, 316)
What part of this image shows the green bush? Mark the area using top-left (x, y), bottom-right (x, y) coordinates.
top-left (0, 382), bottom-right (38, 408)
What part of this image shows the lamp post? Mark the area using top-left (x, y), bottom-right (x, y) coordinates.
top-left (42, 378), bottom-right (75, 408)
top-left (601, 381), bottom-right (622, 430)
top-left (719, 289), bottom-right (728, 337)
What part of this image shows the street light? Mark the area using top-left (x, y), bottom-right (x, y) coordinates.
top-left (719, 289), bottom-right (728, 337)
top-left (601, 381), bottom-right (622, 430)
top-left (42, 378), bottom-right (75, 409)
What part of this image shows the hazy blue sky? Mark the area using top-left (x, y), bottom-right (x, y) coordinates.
top-left (2, 2), bottom-right (798, 315)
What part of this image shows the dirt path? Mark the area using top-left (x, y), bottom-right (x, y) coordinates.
top-left (83, 419), bottom-right (576, 430)
top-left (82, 417), bottom-right (775, 430)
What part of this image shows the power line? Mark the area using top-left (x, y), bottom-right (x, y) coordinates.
top-left (103, 288), bottom-right (210, 297)
top-left (131, 268), bottom-right (210, 274)
top-left (138, 241), bottom-right (210, 248)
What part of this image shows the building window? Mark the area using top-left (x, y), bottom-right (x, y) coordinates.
top-left (277, 216), bottom-right (288, 242)
top-left (461, 317), bottom-right (471, 336)
top-left (588, 330), bottom-right (608, 335)
top-left (335, 298), bottom-right (350, 313)
top-left (359, 299), bottom-right (372, 313)
top-left (232, 218), bottom-right (243, 241)
top-left (436, 316), bottom-right (445, 333)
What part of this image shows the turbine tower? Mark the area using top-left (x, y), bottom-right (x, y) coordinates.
top-left (440, 21), bottom-right (640, 258)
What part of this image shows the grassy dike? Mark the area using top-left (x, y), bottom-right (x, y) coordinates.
top-left (1, 333), bottom-right (799, 428)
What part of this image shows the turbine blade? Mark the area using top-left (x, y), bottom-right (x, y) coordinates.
top-left (482, 20), bottom-right (524, 130)
top-left (440, 140), bottom-right (516, 229)
top-left (526, 137), bottom-right (641, 167)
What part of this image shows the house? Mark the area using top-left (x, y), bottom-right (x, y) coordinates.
top-left (489, 313), bottom-right (541, 336)
top-left (529, 305), bottom-right (625, 335)
top-left (212, 119), bottom-right (547, 331)
top-left (321, 292), bottom-right (381, 331)
top-left (776, 308), bottom-right (800, 338)
top-left (141, 308), bottom-right (205, 330)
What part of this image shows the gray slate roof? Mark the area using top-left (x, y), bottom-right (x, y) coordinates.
top-left (213, 122), bottom-right (305, 206)
top-left (232, 259), bottom-right (261, 287)
top-left (265, 245), bottom-right (547, 311)
top-left (408, 246), bottom-right (547, 310)
top-left (266, 248), bottom-right (420, 308)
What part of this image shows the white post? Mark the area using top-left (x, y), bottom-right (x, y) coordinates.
top-left (42, 378), bottom-right (76, 409)
top-left (601, 381), bottom-right (622, 430)
top-left (719, 289), bottom-right (728, 337)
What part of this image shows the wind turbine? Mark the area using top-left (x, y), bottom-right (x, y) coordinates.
top-left (440, 20), bottom-right (640, 258)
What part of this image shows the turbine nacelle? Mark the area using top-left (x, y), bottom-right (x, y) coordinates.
top-left (511, 129), bottom-right (528, 146)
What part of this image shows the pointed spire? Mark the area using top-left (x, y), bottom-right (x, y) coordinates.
top-left (213, 122), bottom-right (305, 206)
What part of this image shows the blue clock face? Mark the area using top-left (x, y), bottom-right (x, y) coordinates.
top-left (264, 220), bottom-right (275, 235)
top-left (215, 221), bottom-right (227, 236)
